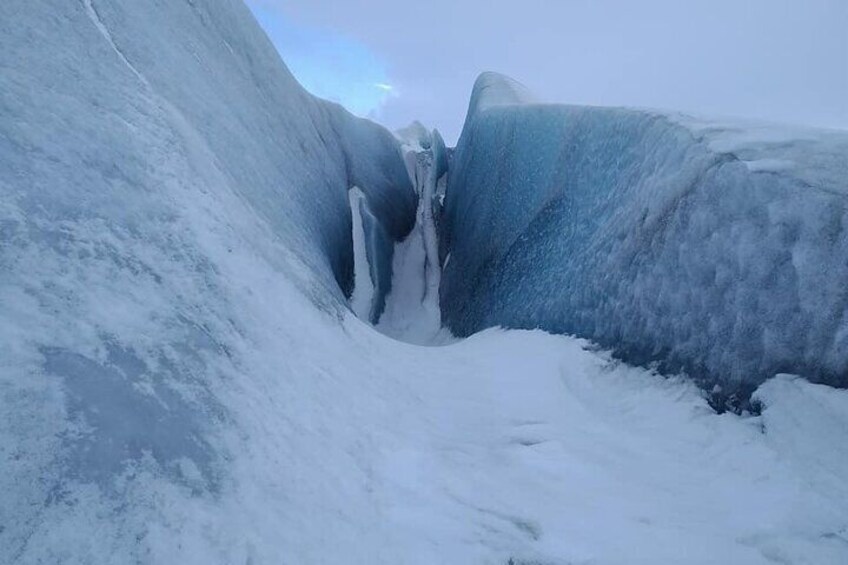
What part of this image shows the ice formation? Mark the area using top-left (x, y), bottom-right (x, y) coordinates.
top-left (1, 2), bottom-right (847, 564)
top-left (441, 72), bottom-right (848, 401)
top-left (375, 123), bottom-right (452, 343)
top-left (0, 0), bottom-right (415, 558)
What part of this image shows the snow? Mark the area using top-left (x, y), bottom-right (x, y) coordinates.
top-left (1, 3), bottom-right (847, 564)
top-left (0, 0), bottom-right (414, 558)
top-left (670, 114), bottom-right (848, 190)
top-left (441, 72), bottom-right (848, 397)
top-left (7, 261), bottom-right (848, 563)
top-left (363, 328), bottom-right (848, 564)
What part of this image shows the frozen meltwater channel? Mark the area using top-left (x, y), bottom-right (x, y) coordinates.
top-left (350, 122), bottom-right (454, 344)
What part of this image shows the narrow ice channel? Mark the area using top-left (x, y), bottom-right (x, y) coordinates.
top-left (351, 124), bottom-right (452, 345)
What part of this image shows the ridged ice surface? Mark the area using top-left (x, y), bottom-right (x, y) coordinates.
top-left (441, 72), bottom-right (848, 395)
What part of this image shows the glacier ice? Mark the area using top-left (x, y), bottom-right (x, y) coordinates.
top-left (1, 2), bottom-right (848, 564)
top-left (440, 72), bottom-right (848, 400)
top-left (354, 188), bottom-right (398, 322)
top-left (0, 0), bottom-right (414, 559)
top-left (377, 123), bottom-right (452, 343)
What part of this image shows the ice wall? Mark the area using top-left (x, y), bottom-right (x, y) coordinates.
top-left (357, 193), bottom-right (396, 322)
top-left (0, 0), bottom-right (413, 558)
top-left (441, 72), bottom-right (848, 400)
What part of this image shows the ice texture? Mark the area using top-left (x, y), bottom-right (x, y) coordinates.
top-left (376, 124), bottom-right (452, 343)
top-left (440, 72), bottom-right (848, 396)
top-left (3, 3), bottom-right (848, 563)
top-left (0, 0), bottom-right (413, 558)
top-left (356, 190), bottom-right (397, 322)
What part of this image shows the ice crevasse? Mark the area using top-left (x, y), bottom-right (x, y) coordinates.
top-left (440, 72), bottom-right (848, 402)
top-left (1, 1), bottom-right (848, 563)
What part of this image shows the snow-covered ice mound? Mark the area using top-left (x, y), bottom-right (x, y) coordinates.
top-left (1, 3), bottom-right (847, 564)
top-left (0, 0), bottom-right (414, 559)
top-left (441, 72), bottom-right (848, 401)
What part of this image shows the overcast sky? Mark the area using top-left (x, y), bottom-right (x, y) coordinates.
top-left (248, 0), bottom-right (847, 143)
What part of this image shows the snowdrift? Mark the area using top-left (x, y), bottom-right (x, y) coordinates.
top-left (441, 72), bottom-right (848, 399)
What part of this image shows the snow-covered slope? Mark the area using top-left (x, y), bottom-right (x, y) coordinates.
top-left (441, 72), bottom-right (848, 401)
top-left (0, 0), bottom-right (415, 558)
top-left (2, 3), bottom-right (847, 564)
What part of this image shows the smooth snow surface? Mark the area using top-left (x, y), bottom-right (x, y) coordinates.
top-left (2, 3), bottom-right (847, 564)
top-left (441, 72), bottom-right (848, 397)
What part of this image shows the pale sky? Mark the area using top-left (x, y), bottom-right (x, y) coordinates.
top-left (248, 0), bottom-right (848, 144)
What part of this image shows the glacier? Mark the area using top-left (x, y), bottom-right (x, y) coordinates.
top-left (440, 72), bottom-right (848, 404)
top-left (1, 1), bottom-right (848, 564)
top-left (377, 122), bottom-right (452, 343)
top-left (0, 0), bottom-right (416, 559)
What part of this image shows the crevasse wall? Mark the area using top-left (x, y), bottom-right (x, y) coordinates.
top-left (0, 0), bottom-right (416, 325)
top-left (0, 0), bottom-right (413, 557)
top-left (440, 72), bottom-right (848, 398)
